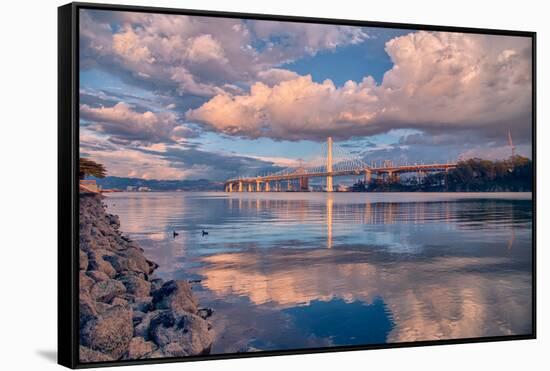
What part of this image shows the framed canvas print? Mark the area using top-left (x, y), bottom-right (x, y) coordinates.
top-left (58, 2), bottom-right (536, 368)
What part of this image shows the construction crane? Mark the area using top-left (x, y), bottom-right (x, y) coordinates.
top-left (508, 129), bottom-right (516, 173)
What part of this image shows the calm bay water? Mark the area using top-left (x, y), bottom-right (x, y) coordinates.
top-left (105, 192), bottom-right (533, 353)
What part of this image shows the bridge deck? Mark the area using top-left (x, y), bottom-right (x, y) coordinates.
top-left (225, 163), bottom-right (456, 186)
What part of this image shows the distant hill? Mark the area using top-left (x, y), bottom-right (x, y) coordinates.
top-left (91, 176), bottom-right (223, 191)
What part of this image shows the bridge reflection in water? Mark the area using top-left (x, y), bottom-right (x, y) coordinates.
top-left (224, 193), bottom-right (523, 252)
top-left (225, 137), bottom-right (456, 192)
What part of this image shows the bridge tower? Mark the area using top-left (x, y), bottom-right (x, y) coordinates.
top-left (508, 129), bottom-right (516, 158)
top-left (326, 137), bottom-right (333, 192)
top-left (506, 129), bottom-right (517, 172)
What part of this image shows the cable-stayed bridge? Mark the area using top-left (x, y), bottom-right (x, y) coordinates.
top-left (224, 137), bottom-right (456, 192)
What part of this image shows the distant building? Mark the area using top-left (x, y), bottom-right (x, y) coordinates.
top-left (138, 186), bottom-right (151, 192)
top-left (336, 184), bottom-right (349, 192)
top-left (126, 185), bottom-right (137, 192)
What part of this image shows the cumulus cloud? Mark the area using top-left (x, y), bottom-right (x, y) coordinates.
top-left (80, 10), bottom-right (370, 98)
top-left (186, 34), bottom-right (228, 63)
top-left (112, 26), bottom-right (156, 65)
top-left (80, 102), bottom-right (197, 144)
top-left (187, 31), bottom-right (532, 142)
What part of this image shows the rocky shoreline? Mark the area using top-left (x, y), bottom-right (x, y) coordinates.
top-left (79, 193), bottom-right (214, 362)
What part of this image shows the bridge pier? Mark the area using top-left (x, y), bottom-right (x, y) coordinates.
top-left (364, 169), bottom-right (372, 184)
top-left (265, 182), bottom-right (271, 192)
top-left (247, 183), bottom-right (253, 192)
top-left (256, 180), bottom-right (261, 192)
top-left (238, 181), bottom-right (243, 192)
top-left (300, 177), bottom-right (309, 191)
top-left (417, 170), bottom-right (425, 183)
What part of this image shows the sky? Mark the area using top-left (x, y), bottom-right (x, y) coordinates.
top-left (79, 9), bottom-right (533, 181)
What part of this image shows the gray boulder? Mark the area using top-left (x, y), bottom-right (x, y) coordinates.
top-left (80, 271), bottom-right (95, 293)
top-left (102, 253), bottom-right (128, 273)
top-left (124, 247), bottom-right (152, 275)
top-left (95, 302), bottom-right (114, 315)
top-left (79, 292), bottom-right (97, 327)
top-left (132, 297), bottom-right (153, 313)
top-left (111, 297), bottom-right (129, 306)
top-left (162, 342), bottom-right (188, 357)
top-left (133, 310), bottom-right (161, 340)
top-left (148, 310), bottom-right (213, 355)
top-left (87, 270), bottom-right (110, 282)
top-left (147, 350), bottom-right (166, 359)
top-left (81, 305), bottom-right (134, 359)
top-left (88, 252), bottom-right (116, 278)
top-left (152, 280), bottom-right (197, 315)
top-left (132, 310), bottom-right (146, 326)
top-left (124, 337), bottom-right (157, 359)
top-left (150, 278), bottom-right (164, 292)
top-left (91, 279), bottom-right (126, 303)
top-left (118, 273), bottom-right (151, 297)
top-left (106, 214), bottom-right (120, 229)
top-left (79, 346), bottom-right (113, 362)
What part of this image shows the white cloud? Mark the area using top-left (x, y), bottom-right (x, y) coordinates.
top-left (80, 102), bottom-right (194, 144)
top-left (186, 34), bottom-right (227, 63)
top-left (187, 31), bottom-right (532, 142)
top-left (80, 10), bottom-right (370, 97)
top-left (112, 26), bottom-right (156, 65)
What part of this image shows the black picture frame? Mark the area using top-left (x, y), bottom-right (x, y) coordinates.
top-left (58, 2), bottom-right (537, 368)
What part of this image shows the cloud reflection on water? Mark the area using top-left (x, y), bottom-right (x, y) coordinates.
top-left (200, 247), bottom-right (531, 343)
top-left (106, 192), bottom-right (532, 349)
